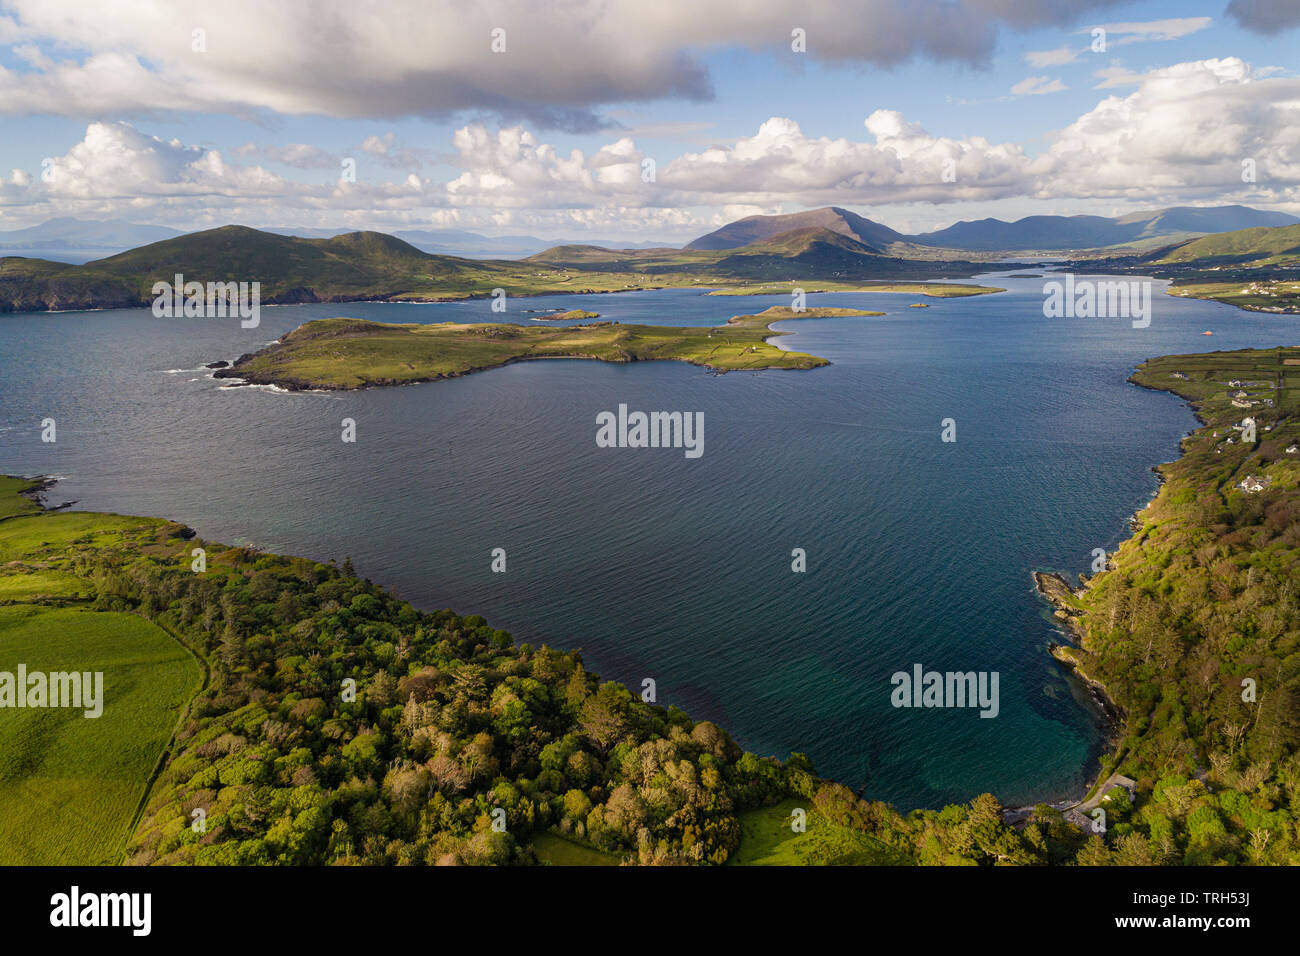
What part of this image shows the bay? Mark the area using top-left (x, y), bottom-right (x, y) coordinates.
top-left (0, 272), bottom-right (1287, 807)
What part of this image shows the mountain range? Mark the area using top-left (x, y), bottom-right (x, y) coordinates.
top-left (7, 204), bottom-right (1297, 265)
top-left (685, 204), bottom-right (1300, 254)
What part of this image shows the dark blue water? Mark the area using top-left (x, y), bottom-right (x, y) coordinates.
top-left (2, 274), bottom-right (1291, 807)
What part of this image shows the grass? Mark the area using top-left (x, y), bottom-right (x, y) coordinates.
top-left (0, 481), bottom-right (203, 865)
top-left (1155, 224), bottom-right (1300, 266)
top-left (0, 477), bottom-right (44, 520)
top-left (0, 605), bottom-right (201, 864)
top-left (730, 798), bottom-right (909, 865)
top-left (1167, 280), bottom-right (1300, 314)
top-left (530, 830), bottom-right (622, 866)
top-left (0, 510), bottom-right (153, 562)
top-left (220, 307), bottom-right (891, 389)
top-left (0, 569), bottom-right (90, 602)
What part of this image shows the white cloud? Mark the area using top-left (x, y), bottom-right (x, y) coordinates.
top-left (1034, 58), bottom-right (1300, 203)
top-left (1026, 17), bottom-right (1212, 72)
top-left (1026, 46), bottom-right (1081, 67)
top-left (1089, 17), bottom-right (1213, 43)
top-left (0, 122), bottom-right (450, 228)
top-left (1011, 75), bottom-right (1067, 95)
top-left (1092, 65), bottom-right (1144, 88)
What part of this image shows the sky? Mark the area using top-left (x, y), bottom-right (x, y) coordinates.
top-left (0, 0), bottom-right (1298, 242)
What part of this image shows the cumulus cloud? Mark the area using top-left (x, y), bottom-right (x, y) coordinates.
top-left (649, 112), bottom-right (1033, 206)
top-left (0, 0), bottom-right (1123, 127)
top-left (1034, 58), bottom-right (1300, 202)
top-left (0, 121), bottom-right (445, 229)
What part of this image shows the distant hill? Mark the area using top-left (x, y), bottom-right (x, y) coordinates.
top-left (0, 218), bottom-right (185, 262)
top-left (686, 206), bottom-right (906, 252)
top-left (686, 204), bottom-right (1300, 254)
top-left (910, 205), bottom-right (1300, 251)
top-left (263, 226), bottom-right (668, 259)
top-left (0, 221), bottom-right (994, 313)
top-left (0, 225), bottom-right (538, 312)
top-left (1149, 223), bottom-right (1300, 266)
top-left (0, 218), bottom-right (669, 264)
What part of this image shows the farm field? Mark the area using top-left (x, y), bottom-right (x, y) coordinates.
top-left (0, 484), bottom-right (202, 864)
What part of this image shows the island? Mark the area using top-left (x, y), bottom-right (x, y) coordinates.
top-left (213, 306), bottom-right (882, 390)
top-left (533, 309), bottom-right (600, 321)
top-left (703, 281), bottom-right (1004, 297)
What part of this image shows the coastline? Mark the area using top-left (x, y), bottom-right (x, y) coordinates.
top-left (1020, 358), bottom-right (1215, 816)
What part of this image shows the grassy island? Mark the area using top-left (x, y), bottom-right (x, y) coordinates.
top-left (533, 309), bottom-right (600, 320)
top-left (216, 306), bottom-right (882, 390)
top-left (704, 281), bottom-right (1004, 297)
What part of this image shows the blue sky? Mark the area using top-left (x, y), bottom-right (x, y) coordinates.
top-left (0, 0), bottom-right (1297, 241)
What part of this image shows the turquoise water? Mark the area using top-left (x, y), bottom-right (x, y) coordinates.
top-left (1, 273), bottom-right (1292, 807)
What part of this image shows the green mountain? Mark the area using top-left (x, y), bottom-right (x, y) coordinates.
top-left (0, 225), bottom-right (635, 312)
top-left (1151, 223), bottom-right (1300, 266)
top-left (694, 203), bottom-right (1300, 254)
top-left (911, 204), bottom-right (1300, 251)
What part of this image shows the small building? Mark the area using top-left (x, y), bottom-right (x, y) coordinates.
top-left (1287, 445), bottom-right (1298, 454)
top-left (1239, 475), bottom-right (1269, 494)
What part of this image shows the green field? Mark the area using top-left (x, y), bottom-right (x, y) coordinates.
top-left (0, 487), bottom-right (203, 864)
top-left (0, 569), bottom-right (90, 602)
top-left (530, 831), bottom-right (622, 866)
top-left (220, 306), bottom-right (885, 390)
top-left (0, 605), bottom-right (201, 864)
top-left (729, 798), bottom-right (909, 865)
top-left (0, 477), bottom-right (43, 520)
